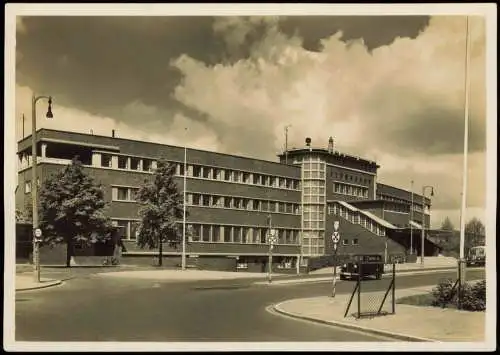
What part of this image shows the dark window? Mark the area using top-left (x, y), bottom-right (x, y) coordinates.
top-left (224, 170), bottom-right (232, 181)
top-left (130, 157), bottom-right (140, 170)
top-left (193, 165), bottom-right (202, 178)
top-left (202, 167), bottom-right (211, 179)
top-left (118, 156), bottom-right (128, 169)
top-left (224, 196), bottom-right (231, 208)
top-left (233, 227), bottom-right (241, 243)
top-left (202, 225), bottom-right (210, 242)
top-left (101, 154), bottom-right (112, 168)
top-left (253, 174), bottom-right (261, 184)
top-left (192, 194), bottom-right (200, 205)
top-left (143, 159), bottom-right (152, 172)
top-left (224, 226), bottom-right (232, 242)
top-left (233, 198), bottom-right (241, 209)
top-left (202, 195), bottom-right (210, 206)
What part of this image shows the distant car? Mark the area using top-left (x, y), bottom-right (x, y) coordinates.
top-left (339, 254), bottom-right (384, 280)
top-left (466, 246), bottom-right (486, 267)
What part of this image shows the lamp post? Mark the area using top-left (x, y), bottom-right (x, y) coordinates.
top-left (420, 185), bottom-right (434, 267)
top-left (31, 94), bottom-right (53, 283)
top-left (182, 127), bottom-right (187, 271)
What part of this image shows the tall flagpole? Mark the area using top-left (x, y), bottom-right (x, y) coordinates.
top-left (182, 128), bottom-right (187, 270)
top-left (458, 15), bottom-right (471, 297)
top-left (410, 180), bottom-right (414, 255)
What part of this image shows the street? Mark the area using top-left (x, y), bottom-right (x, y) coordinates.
top-left (15, 269), bottom-right (485, 342)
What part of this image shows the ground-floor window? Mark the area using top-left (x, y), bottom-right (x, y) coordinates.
top-left (111, 219), bottom-right (140, 240)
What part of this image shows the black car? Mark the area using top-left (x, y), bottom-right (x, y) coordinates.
top-left (339, 254), bottom-right (384, 280)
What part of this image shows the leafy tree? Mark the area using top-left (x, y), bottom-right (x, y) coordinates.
top-left (465, 217), bottom-right (485, 250)
top-left (39, 157), bottom-right (113, 267)
top-left (136, 158), bottom-right (185, 266)
top-left (441, 216), bottom-right (455, 231)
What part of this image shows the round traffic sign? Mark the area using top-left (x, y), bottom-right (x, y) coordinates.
top-left (332, 231), bottom-right (340, 243)
top-left (34, 228), bottom-right (42, 238)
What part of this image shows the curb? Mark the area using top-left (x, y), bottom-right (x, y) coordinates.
top-left (16, 279), bottom-right (63, 292)
top-left (254, 267), bottom-right (464, 286)
top-left (272, 301), bottom-right (435, 342)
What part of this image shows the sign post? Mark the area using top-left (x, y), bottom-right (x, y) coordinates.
top-left (268, 229), bottom-right (277, 284)
top-left (331, 221), bottom-right (341, 298)
top-left (267, 214), bottom-right (277, 284)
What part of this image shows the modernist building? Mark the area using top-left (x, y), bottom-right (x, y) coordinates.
top-left (16, 129), bottom-right (439, 272)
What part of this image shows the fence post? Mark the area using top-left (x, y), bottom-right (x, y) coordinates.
top-left (392, 262), bottom-right (396, 314)
top-left (357, 262), bottom-right (361, 319)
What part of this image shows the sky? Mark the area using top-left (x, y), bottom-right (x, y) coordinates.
top-left (12, 11), bottom-right (490, 229)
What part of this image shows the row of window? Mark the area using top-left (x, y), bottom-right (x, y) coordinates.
top-left (187, 193), bottom-right (301, 215)
top-left (111, 219), bottom-right (301, 245)
top-left (332, 172), bottom-right (372, 186)
top-left (377, 193), bottom-right (425, 213)
top-left (98, 153), bottom-right (301, 191)
top-left (188, 224), bottom-right (300, 244)
top-left (328, 203), bottom-right (386, 237)
top-left (333, 182), bottom-right (369, 198)
top-left (111, 187), bottom-right (303, 216)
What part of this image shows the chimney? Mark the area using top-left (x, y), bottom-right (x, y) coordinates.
top-left (328, 136), bottom-right (334, 153)
top-left (112, 129), bottom-right (115, 138)
top-left (90, 129), bottom-right (94, 135)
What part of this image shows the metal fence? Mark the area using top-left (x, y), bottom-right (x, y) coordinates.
top-left (344, 262), bottom-right (396, 319)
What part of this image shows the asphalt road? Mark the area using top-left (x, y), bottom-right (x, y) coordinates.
top-left (14, 269), bottom-right (485, 343)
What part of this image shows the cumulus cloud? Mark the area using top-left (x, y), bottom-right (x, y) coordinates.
top-left (171, 15), bottom-right (487, 227)
top-left (15, 85), bottom-right (219, 151)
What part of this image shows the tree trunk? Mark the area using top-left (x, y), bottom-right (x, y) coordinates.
top-left (66, 239), bottom-right (72, 268)
top-left (158, 235), bottom-right (163, 267)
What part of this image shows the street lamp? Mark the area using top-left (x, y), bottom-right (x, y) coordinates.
top-left (182, 127), bottom-right (187, 271)
top-left (31, 94), bottom-right (53, 283)
top-left (420, 185), bottom-right (434, 267)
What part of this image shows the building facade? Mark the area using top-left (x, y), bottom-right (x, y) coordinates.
top-left (16, 129), bottom-right (439, 272)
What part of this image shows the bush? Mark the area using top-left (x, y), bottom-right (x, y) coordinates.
top-left (431, 278), bottom-right (456, 308)
top-left (459, 280), bottom-right (486, 311)
top-left (431, 278), bottom-right (486, 311)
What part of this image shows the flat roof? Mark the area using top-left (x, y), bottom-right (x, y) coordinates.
top-left (280, 147), bottom-right (378, 166)
top-left (18, 128), bottom-right (301, 171)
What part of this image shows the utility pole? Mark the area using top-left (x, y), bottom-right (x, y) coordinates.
top-left (182, 127), bottom-right (188, 270)
top-left (459, 15), bottom-right (471, 294)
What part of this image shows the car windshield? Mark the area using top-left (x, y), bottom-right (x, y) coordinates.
top-left (470, 247), bottom-right (485, 256)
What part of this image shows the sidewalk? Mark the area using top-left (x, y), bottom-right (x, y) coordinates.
top-left (273, 286), bottom-right (485, 342)
top-left (16, 274), bottom-right (62, 291)
top-left (254, 265), bottom-right (477, 286)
